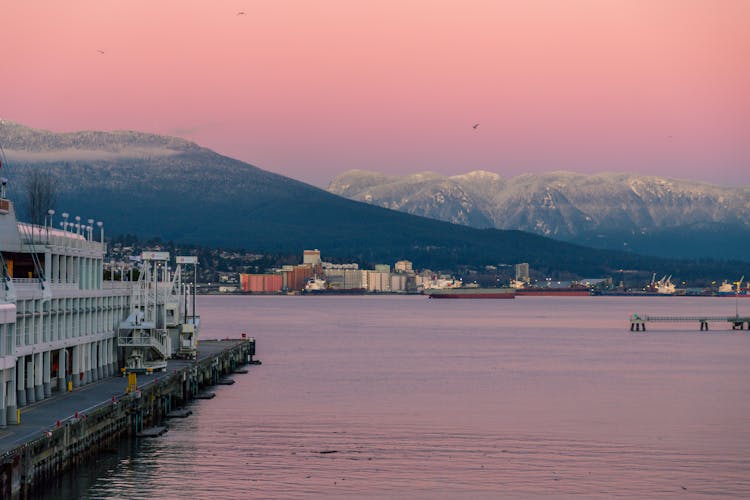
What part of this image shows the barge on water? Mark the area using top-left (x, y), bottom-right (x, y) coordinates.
top-left (514, 287), bottom-right (591, 297)
top-left (427, 287), bottom-right (516, 299)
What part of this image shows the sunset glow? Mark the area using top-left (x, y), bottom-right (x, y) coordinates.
top-left (3, 0), bottom-right (748, 186)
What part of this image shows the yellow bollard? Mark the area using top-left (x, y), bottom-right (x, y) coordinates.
top-left (17, 409), bottom-right (20, 424)
top-left (126, 372), bottom-right (138, 393)
top-left (68, 381), bottom-right (73, 392)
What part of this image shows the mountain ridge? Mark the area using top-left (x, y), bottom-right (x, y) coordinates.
top-left (1, 121), bottom-right (746, 280)
top-left (328, 169), bottom-right (750, 260)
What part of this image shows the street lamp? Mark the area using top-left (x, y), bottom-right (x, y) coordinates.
top-left (97, 221), bottom-right (104, 247)
top-left (61, 212), bottom-right (69, 232)
top-left (46, 209), bottom-right (55, 242)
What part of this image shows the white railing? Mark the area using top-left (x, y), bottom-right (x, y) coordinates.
top-left (118, 329), bottom-right (170, 358)
top-left (102, 281), bottom-right (133, 291)
top-left (18, 223), bottom-right (105, 254)
top-left (11, 278), bottom-right (40, 284)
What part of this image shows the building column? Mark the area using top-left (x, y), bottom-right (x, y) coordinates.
top-left (26, 357), bottom-right (35, 404)
top-left (34, 352), bottom-right (44, 401)
top-left (109, 338), bottom-right (115, 376)
top-left (105, 338), bottom-right (111, 376)
top-left (105, 339), bottom-right (111, 376)
top-left (6, 368), bottom-right (17, 424)
top-left (72, 345), bottom-right (80, 388)
top-left (91, 342), bottom-right (98, 382)
top-left (89, 342), bottom-right (97, 382)
top-left (96, 341), bottom-right (103, 380)
top-left (102, 340), bottom-right (108, 377)
top-left (104, 340), bottom-right (109, 377)
top-left (16, 360), bottom-right (26, 407)
top-left (114, 338), bottom-right (118, 375)
top-left (0, 369), bottom-right (7, 427)
top-left (33, 352), bottom-right (44, 401)
top-left (101, 339), bottom-right (108, 377)
top-left (58, 348), bottom-right (67, 392)
top-left (43, 350), bottom-right (52, 397)
top-left (80, 343), bottom-right (88, 385)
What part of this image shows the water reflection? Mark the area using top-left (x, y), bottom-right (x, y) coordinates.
top-left (35, 296), bottom-right (750, 498)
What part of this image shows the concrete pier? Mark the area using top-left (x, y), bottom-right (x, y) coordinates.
top-left (630, 314), bottom-right (750, 331)
top-left (0, 338), bottom-right (257, 497)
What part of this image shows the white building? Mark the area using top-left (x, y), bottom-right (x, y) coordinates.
top-left (394, 260), bottom-right (413, 273)
top-left (325, 269), bottom-right (366, 290)
top-left (0, 199), bottom-right (130, 426)
top-left (366, 271), bottom-right (391, 292)
top-left (0, 192), bottom-right (197, 427)
top-left (322, 262), bottom-right (359, 271)
top-left (303, 249), bottom-right (321, 267)
top-left (390, 273), bottom-right (407, 292)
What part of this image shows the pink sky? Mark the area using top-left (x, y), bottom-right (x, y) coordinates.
top-left (2, 0), bottom-right (749, 187)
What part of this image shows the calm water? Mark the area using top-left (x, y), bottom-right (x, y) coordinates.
top-left (48, 296), bottom-right (750, 498)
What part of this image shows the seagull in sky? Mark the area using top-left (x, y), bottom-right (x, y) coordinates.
top-left (472, 123), bottom-right (480, 130)
top-left (237, 11), bottom-right (246, 15)
top-left (97, 49), bottom-right (105, 54)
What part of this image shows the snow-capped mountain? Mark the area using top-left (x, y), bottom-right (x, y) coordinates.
top-left (328, 169), bottom-right (750, 260)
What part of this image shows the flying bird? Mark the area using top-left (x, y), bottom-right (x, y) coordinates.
top-left (472, 123), bottom-right (480, 130)
top-left (237, 11), bottom-right (246, 15)
top-left (97, 49), bottom-right (105, 54)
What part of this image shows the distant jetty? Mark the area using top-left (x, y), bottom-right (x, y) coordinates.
top-left (629, 313), bottom-right (750, 331)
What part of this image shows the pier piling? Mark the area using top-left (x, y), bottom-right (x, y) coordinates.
top-left (0, 338), bottom-right (258, 498)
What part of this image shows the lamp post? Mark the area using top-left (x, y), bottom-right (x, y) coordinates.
top-left (61, 213), bottom-right (69, 232)
top-left (87, 219), bottom-right (94, 241)
top-left (45, 209), bottom-right (55, 243)
top-left (97, 221), bottom-right (104, 250)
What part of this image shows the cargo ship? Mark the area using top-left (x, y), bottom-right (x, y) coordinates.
top-left (426, 287), bottom-right (515, 299)
top-left (716, 277), bottom-right (749, 297)
top-left (514, 287), bottom-right (591, 297)
top-left (510, 280), bottom-right (591, 296)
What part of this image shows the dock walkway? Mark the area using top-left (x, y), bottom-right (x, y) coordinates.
top-left (0, 339), bottom-right (245, 455)
top-left (630, 314), bottom-right (750, 331)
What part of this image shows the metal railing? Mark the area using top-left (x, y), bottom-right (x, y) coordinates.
top-left (644, 315), bottom-right (750, 322)
top-left (117, 331), bottom-right (170, 358)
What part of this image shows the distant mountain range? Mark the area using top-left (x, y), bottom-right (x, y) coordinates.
top-left (328, 170), bottom-right (750, 261)
top-left (0, 121), bottom-right (745, 282)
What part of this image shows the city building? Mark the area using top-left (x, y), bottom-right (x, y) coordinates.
top-left (282, 264), bottom-right (313, 292)
top-left (0, 188), bottom-right (200, 426)
top-left (0, 197), bottom-right (130, 426)
top-left (322, 262), bottom-right (359, 271)
top-left (325, 269), bottom-right (366, 290)
top-left (239, 273), bottom-right (283, 293)
top-left (366, 271), bottom-right (390, 292)
top-left (394, 260), bottom-right (413, 273)
top-left (303, 249), bottom-right (321, 267)
top-left (515, 262), bottom-right (530, 283)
